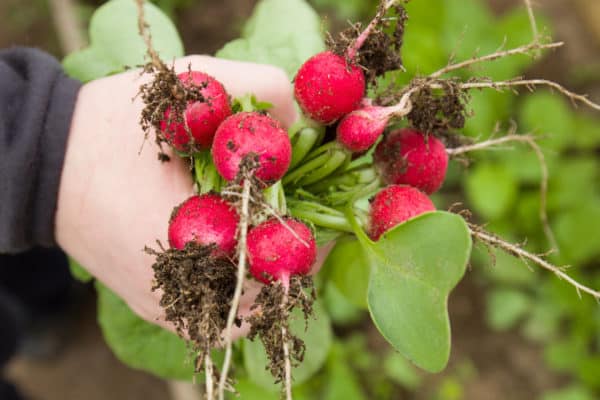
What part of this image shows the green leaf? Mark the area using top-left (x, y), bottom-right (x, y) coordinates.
top-left (542, 385), bottom-right (596, 400)
top-left (243, 301), bottom-right (332, 390)
top-left (68, 258), bottom-right (93, 282)
top-left (323, 283), bottom-right (364, 325)
top-left (383, 352), bottom-right (422, 390)
top-left (553, 199), bottom-right (600, 265)
top-left (324, 235), bottom-right (370, 309)
top-left (363, 212), bottom-right (472, 372)
top-left (485, 288), bottom-right (530, 331)
top-left (96, 282), bottom-right (193, 380)
top-left (465, 163), bottom-right (518, 220)
top-left (323, 345), bottom-right (367, 400)
top-left (216, 0), bottom-right (325, 78)
top-left (63, 0), bottom-right (184, 82)
top-left (519, 92), bottom-right (575, 151)
top-left (544, 337), bottom-right (587, 372)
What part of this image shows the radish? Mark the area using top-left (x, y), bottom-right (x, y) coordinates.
top-left (211, 112), bottom-right (292, 184)
top-left (160, 71), bottom-right (231, 151)
top-left (294, 51), bottom-right (366, 124)
top-left (336, 106), bottom-right (388, 152)
top-left (293, 1), bottom-right (403, 125)
top-left (247, 218), bottom-right (317, 286)
top-left (168, 194), bottom-right (239, 256)
top-left (374, 128), bottom-right (448, 194)
top-left (368, 185), bottom-right (436, 240)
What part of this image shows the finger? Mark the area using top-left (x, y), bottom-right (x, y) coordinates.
top-left (174, 56), bottom-right (298, 128)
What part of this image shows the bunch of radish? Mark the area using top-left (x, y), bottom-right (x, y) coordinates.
top-left (144, 1), bottom-right (456, 397)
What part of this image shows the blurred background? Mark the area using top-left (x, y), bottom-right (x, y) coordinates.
top-left (1, 0), bottom-right (600, 399)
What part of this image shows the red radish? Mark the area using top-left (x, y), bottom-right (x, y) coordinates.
top-left (374, 128), bottom-right (449, 194)
top-left (168, 194), bottom-right (239, 256)
top-left (247, 218), bottom-right (317, 286)
top-left (160, 71), bottom-right (231, 151)
top-left (294, 51), bottom-right (365, 124)
top-left (336, 106), bottom-right (389, 152)
top-left (368, 185), bottom-right (435, 240)
top-left (211, 112), bottom-right (292, 184)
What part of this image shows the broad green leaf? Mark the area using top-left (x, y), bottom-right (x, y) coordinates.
top-left (216, 0), bottom-right (325, 78)
top-left (548, 158), bottom-right (599, 212)
top-left (577, 356), bottom-right (600, 389)
top-left (485, 288), bottom-right (530, 331)
top-left (544, 337), bottom-right (587, 372)
top-left (68, 258), bottom-right (93, 282)
top-left (323, 344), bottom-right (367, 400)
top-left (243, 301), bottom-right (332, 390)
top-left (63, 0), bottom-right (184, 82)
top-left (543, 385), bottom-right (596, 400)
top-left (520, 92), bottom-right (575, 151)
top-left (572, 115), bottom-right (600, 149)
top-left (323, 235), bottom-right (370, 309)
top-left (383, 352), bottom-right (422, 390)
top-left (463, 91), bottom-right (511, 138)
top-left (323, 283), bottom-right (364, 325)
top-left (363, 212), bottom-right (472, 372)
top-left (465, 163), bottom-right (518, 220)
top-left (230, 379), bottom-right (312, 400)
top-left (96, 282), bottom-right (193, 380)
top-left (553, 200), bottom-right (600, 265)
top-left (310, 0), bottom-right (376, 20)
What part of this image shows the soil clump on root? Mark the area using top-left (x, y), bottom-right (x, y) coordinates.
top-left (147, 242), bottom-right (237, 371)
top-left (246, 276), bottom-right (316, 385)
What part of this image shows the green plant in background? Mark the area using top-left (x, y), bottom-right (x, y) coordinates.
top-left (64, 0), bottom-right (600, 398)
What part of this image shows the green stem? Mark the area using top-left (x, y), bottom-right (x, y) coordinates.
top-left (296, 150), bottom-right (349, 187)
top-left (237, 94), bottom-right (257, 112)
top-left (194, 151), bottom-right (222, 193)
top-left (263, 181), bottom-right (287, 214)
top-left (289, 127), bottom-right (324, 170)
top-left (344, 206), bottom-right (373, 248)
top-left (307, 166), bottom-right (378, 193)
top-left (287, 200), bottom-right (353, 233)
top-left (282, 153), bottom-right (330, 186)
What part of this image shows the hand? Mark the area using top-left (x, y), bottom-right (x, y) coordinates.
top-left (55, 56), bottom-right (332, 338)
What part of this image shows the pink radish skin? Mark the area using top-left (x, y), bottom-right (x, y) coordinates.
top-left (211, 112), bottom-right (292, 184)
top-left (374, 128), bottom-right (449, 194)
top-left (247, 218), bottom-right (317, 286)
top-left (368, 185), bottom-right (436, 241)
top-left (294, 51), bottom-right (365, 125)
top-left (168, 194), bottom-right (239, 256)
top-left (336, 106), bottom-right (389, 152)
top-left (160, 71), bottom-right (231, 151)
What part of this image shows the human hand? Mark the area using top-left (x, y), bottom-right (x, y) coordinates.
top-left (55, 56), bottom-right (332, 338)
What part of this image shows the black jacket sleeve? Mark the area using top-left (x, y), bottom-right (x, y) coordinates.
top-left (0, 47), bottom-right (81, 253)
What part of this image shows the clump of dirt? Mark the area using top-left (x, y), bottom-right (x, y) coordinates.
top-left (407, 80), bottom-right (470, 136)
top-left (246, 276), bottom-right (316, 385)
top-left (327, 2), bottom-right (408, 85)
top-left (138, 65), bottom-right (206, 159)
top-left (146, 242), bottom-right (237, 372)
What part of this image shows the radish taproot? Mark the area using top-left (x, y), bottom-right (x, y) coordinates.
top-left (247, 218), bottom-right (317, 286)
top-left (374, 128), bottom-right (448, 194)
top-left (336, 106), bottom-right (389, 152)
top-left (211, 112), bottom-right (292, 184)
top-left (168, 194), bottom-right (239, 256)
top-left (294, 51), bottom-right (365, 125)
top-left (369, 185), bottom-right (436, 240)
top-left (160, 71), bottom-right (231, 151)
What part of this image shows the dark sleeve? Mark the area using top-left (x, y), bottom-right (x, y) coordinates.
top-left (0, 47), bottom-right (81, 253)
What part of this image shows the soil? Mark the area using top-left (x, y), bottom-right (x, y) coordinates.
top-left (3, 0), bottom-right (600, 399)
